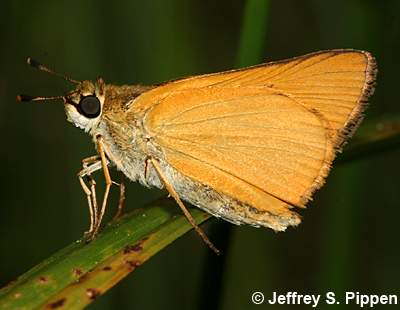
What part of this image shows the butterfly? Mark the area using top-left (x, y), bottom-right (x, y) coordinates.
top-left (19, 50), bottom-right (377, 253)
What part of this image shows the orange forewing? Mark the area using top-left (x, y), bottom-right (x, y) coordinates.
top-left (131, 50), bottom-right (376, 225)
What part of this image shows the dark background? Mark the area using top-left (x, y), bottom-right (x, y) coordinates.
top-left (1, 0), bottom-right (399, 309)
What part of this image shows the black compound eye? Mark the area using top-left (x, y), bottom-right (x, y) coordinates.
top-left (78, 95), bottom-right (101, 118)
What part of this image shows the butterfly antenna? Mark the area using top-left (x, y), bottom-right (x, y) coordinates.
top-left (26, 57), bottom-right (80, 84)
top-left (16, 94), bottom-right (65, 102)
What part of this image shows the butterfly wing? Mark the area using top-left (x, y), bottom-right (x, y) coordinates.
top-left (133, 50), bottom-right (376, 230)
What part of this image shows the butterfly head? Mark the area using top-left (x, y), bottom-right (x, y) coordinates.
top-left (63, 79), bottom-right (105, 133)
top-left (17, 58), bottom-right (107, 134)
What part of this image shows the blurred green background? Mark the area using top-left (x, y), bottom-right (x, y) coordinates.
top-left (1, 0), bottom-right (399, 309)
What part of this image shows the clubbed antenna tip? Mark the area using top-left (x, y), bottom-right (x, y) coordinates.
top-left (25, 56), bottom-right (80, 84)
top-left (16, 94), bottom-right (64, 102)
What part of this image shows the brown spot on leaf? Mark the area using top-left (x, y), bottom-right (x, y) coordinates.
top-left (73, 268), bottom-right (83, 277)
top-left (123, 244), bottom-right (142, 253)
top-left (125, 260), bottom-right (141, 270)
top-left (86, 288), bottom-right (101, 300)
top-left (123, 245), bottom-right (134, 254)
top-left (132, 244), bottom-right (143, 251)
top-left (48, 298), bottom-right (66, 308)
top-left (38, 276), bottom-right (48, 284)
top-left (103, 266), bottom-right (112, 271)
top-left (123, 237), bottom-right (149, 254)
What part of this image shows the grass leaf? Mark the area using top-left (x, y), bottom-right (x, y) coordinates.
top-left (0, 200), bottom-right (210, 309)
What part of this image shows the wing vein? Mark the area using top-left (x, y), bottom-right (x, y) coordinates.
top-left (161, 94), bottom-right (260, 124)
top-left (161, 134), bottom-right (325, 161)
top-left (272, 53), bottom-right (338, 82)
top-left (160, 143), bottom-right (300, 207)
top-left (162, 111), bottom-right (322, 127)
top-left (276, 70), bottom-right (365, 82)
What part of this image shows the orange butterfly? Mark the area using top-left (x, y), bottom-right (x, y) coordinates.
top-left (19, 50), bottom-right (377, 253)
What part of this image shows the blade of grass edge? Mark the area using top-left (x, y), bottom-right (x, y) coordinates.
top-left (41, 208), bottom-right (210, 309)
top-left (0, 200), bottom-right (210, 309)
top-left (338, 117), bottom-right (400, 164)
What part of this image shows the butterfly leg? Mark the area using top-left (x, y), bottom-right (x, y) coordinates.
top-left (112, 174), bottom-right (126, 221)
top-left (90, 135), bottom-right (113, 237)
top-left (150, 157), bottom-right (220, 255)
top-left (77, 155), bottom-right (102, 237)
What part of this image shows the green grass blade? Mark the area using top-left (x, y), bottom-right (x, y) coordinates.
top-left (0, 200), bottom-right (210, 309)
top-left (235, 0), bottom-right (270, 68)
top-left (338, 116), bottom-right (400, 164)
